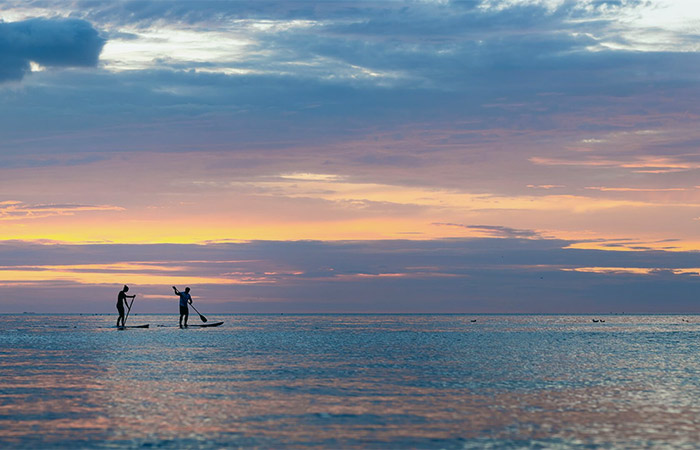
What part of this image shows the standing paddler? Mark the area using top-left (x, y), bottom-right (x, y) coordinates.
top-left (116, 285), bottom-right (136, 327)
top-left (172, 286), bottom-right (193, 327)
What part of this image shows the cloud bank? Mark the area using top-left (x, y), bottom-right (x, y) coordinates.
top-left (2, 238), bottom-right (700, 313)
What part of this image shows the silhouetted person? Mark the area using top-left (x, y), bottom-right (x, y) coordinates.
top-left (173, 286), bottom-right (192, 327)
top-left (117, 285), bottom-right (135, 327)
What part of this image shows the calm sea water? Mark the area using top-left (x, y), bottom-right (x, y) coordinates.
top-left (1, 314), bottom-right (699, 449)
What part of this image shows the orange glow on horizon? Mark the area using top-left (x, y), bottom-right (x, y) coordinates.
top-left (0, 218), bottom-right (439, 243)
top-left (4, 214), bottom-right (700, 252)
top-left (5, 157), bottom-right (700, 251)
top-left (0, 265), bottom-right (270, 286)
top-left (562, 267), bottom-right (700, 276)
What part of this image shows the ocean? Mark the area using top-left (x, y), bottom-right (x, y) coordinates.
top-left (0, 314), bottom-right (699, 448)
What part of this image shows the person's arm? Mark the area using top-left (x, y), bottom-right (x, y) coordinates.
top-left (172, 286), bottom-right (180, 295)
top-left (188, 295), bottom-right (193, 305)
top-left (128, 294), bottom-right (136, 299)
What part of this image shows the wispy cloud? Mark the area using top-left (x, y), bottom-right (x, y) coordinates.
top-left (527, 185), bottom-right (564, 190)
top-left (563, 267), bottom-right (700, 276)
top-left (0, 201), bottom-right (123, 220)
top-left (530, 156), bottom-right (700, 174)
top-left (585, 187), bottom-right (694, 192)
top-left (278, 173), bottom-right (344, 182)
top-left (432, 223), bottom-right (541, 239)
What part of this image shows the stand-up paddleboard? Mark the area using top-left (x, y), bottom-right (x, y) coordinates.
top-left (117, 324), bottom-right (150, 329)
top-left (185, 321), bottom-right (224, 328)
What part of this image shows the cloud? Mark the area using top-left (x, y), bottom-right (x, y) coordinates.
top-left (432, 223), bottom-right (542, 239)
top-left (0, 201), bottom-right (123, 220)
top-left (531, 155), bottom-right (700, 174)
top-left (1, 1), bottom-right (699, 160)
top-left (527, 185), bottom-right (564, 190)
top-left (585, 187), bottom-right (692, 192)
top-left (0, 17), bottom-right (105, 82)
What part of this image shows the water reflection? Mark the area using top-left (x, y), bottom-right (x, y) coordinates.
top-left (0, 314), bottom-right (699, 448)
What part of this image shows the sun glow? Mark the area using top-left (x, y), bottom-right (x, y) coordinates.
top-left (4, 157), bottom-right (700, 252)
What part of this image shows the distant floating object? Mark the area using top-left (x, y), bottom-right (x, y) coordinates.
top-left (470, 319), bottom-right (477, 322)
top-left (592, 319), bottom-right (599, 323)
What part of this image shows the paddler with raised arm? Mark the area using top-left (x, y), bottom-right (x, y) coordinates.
top-left (172, 286), bottom-right (193, 328)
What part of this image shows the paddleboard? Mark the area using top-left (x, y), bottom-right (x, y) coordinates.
top-left (117, 324), bottom-right (150, 329)
top-left (186, 321), bottom-right (224, 328)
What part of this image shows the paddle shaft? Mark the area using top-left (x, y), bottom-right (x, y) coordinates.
top-left (189, 303), bottom-right (207, 322)
top-left (124, 296), bottom-right (135, 325)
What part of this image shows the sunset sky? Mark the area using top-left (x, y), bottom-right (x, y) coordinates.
top-left (2, 0), bottom-right (700, 313)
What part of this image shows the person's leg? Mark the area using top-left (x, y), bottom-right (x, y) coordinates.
top-left (184, 310), bottom-right (188, 327)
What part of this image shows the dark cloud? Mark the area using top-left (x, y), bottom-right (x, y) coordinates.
top-left (0, 17), bottom-right (105, 82)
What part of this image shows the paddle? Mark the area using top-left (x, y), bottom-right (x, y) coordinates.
top-left (123, 295), bottom-right (135, 326)
top-left (189, 303), bottom-right (208, 323)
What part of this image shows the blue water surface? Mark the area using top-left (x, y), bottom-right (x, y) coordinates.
top-left (1, 314), bottom-right (699, 448)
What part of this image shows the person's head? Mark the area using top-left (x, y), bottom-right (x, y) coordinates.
top-left (123, 285), bottom-right (129, 292)
top-left (185, 287), bottom-right (190, 293)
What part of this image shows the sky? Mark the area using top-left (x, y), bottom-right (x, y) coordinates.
top-left (1, 0), bottom-right (700, 313)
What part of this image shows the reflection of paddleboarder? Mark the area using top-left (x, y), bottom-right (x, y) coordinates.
top-left (117, 285), bottom-right (135, 327)
top-left (172, 286), bottom-right (193, 327)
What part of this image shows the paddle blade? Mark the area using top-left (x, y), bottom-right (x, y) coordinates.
top-left (199, 314), bottom-right (207, 323)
